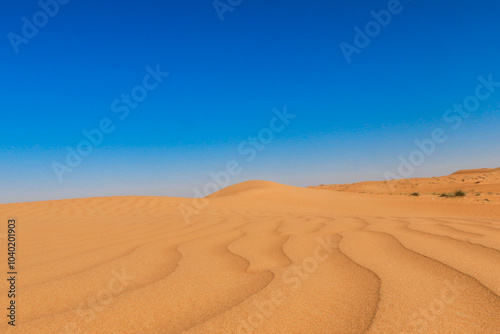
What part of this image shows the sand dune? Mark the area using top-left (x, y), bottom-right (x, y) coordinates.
top-left (1, 178), bottom-right (500, 333)
top-left (311, 168), bottom-right (500, 204)
top-left (452, 167), bottom-right (500, 175)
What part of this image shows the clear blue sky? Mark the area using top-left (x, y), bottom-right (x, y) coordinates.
top-left (1, 0), bottom-right (500, 203)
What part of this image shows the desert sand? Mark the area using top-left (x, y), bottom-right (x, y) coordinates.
top-left (311, 167), bottom-right (500, 204)
top-left (1, 170), bottom-right (500, 333)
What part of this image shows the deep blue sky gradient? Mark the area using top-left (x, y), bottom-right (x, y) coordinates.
top-left (1, 0), bottom-right (500, 203)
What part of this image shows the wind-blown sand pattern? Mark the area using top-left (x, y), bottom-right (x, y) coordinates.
top-left (1, 177), bottom-right (500, 333)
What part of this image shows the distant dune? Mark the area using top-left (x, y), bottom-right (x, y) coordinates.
top-left (310, 168), bottom-right (500, 204)
top-left (1, 172), bottom-right (500, 333)
top-left (452, 167), bottom-right (500, 174)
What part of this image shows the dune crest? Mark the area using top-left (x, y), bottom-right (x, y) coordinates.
top-left (208, 180), bottom-right (291, 198)
top-left (452, 167), bottom-right (500, 174)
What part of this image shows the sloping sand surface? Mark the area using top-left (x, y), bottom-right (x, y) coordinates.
top-left (1, 180), bottom-right (499, 333)
top-left (311, 168), bottom-right (500, 204)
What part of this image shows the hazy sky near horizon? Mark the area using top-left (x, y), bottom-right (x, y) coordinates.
top-left (1, 0), bottom-right (500, 203)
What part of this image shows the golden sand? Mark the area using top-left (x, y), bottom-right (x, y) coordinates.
top-left (1, 172), bottom-right (500, 333)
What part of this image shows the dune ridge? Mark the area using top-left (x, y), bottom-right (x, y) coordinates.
top-left (452, 167), bottom-right (500, 174)
top-left (1, 178), bottom-right (499, 333)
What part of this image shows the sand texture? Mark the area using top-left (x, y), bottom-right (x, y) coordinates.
top-left (1, 174), bottom-right (500, 333)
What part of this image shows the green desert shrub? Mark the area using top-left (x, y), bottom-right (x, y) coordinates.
top-left (440, 190), bottom-right (466, 198)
